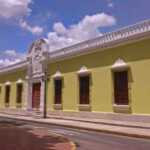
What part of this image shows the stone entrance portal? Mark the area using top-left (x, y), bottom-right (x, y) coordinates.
top-left (24, 38), bottom-right (49, 111)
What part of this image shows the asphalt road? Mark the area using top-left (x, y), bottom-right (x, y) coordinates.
top-left (0, 117), bottom-right (150, 150)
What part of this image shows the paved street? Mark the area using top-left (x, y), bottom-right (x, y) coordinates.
top-left (1, 118), bottom-right (150, 150)
top-left (0, 118), bottom-right (73, 150)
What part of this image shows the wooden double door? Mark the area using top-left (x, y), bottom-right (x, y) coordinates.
top-left (32, 83), bottom-right (41, 109)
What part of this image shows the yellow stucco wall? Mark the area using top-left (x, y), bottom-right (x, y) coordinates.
top-left (0, 38), bottom-right (150, 115)
top-left (0, 70), bottom-right (26, 108)
top-left (47, 38), bottom-right (150, 114)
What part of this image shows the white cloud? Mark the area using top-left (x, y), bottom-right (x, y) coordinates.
top-left (4, 49), bottom-right (27, 60)
top-left (47, 13), bottom-right (116, 51)
top-left (19, 20), bottom-right (44, 35)
top-left (4, 50), bottom-right (17, 56)
top-left (0, 58), bottom-right (21, 68)
top-left (107, 0), bottom-right (114, 8)
top-left (0, 49), bottom-right (27, 68)
top-left (0, 0), bottom-right (32, 19)
top-left (108, 2), bottom-right (114, 8)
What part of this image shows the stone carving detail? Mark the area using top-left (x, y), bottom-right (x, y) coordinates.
top-left (35, 39), bottom-right (42, 47)
top-left (24, 81), bottom-right (28, 110)
top-left (25, 38), bottom-right (49, 111)
top-left (40, 80), bottom-right (45, 111)
top-left (32, 40), bottom-right (43, 74)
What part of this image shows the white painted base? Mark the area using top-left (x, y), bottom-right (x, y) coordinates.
top-left (113, 104), bottom-right (130, 111)
top-left (78, 104), bottom-right (91, 111)
top-left (53, 104), bottom-right (63, 109)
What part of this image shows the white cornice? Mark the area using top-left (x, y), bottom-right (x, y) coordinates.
top-left (0, 60), bottom-right (28, 75)
top-left (0, 19), bottom-right (150, 74)
top-left (47, 19), bottom-right (150, 63)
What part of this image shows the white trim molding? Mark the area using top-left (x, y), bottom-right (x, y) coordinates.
top-left (53, 104), bottom-right (63, 109)
top-left (5, 103), bottom-right (9, 107)
top-left (53, 70), bottom-right (63, 80)
top-left (113, 104), bottom-right (130, 111)
top-left (16, 78), bottom-right (23, 84)
top-left (5, 81), bottom-right (11, 86)
top-left (77, 65), bottom-right (91, 76)
top-left (47, 20), bottom-right (150, 63)
top-left (78, 104), bottom-right (91, 110)
top-left (0, 60), bottom-right (28, 75)
top-left (110, 58), bottom-right (129, 70)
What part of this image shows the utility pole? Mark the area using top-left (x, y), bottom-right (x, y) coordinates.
top-left (42, 69), bottom-right (50, 118)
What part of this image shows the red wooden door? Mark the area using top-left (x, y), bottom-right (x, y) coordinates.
top-left (54, 80), bottom-right (62, 104)
top-left (114, 71), bottom-right (129, 105)
top-left (32, 83), bottom-right (41, 109)
top-left (17, 84), bottom-right (22, 103)
top-left (79, 76), bottom-right (89, 104)
top-left (5, 86), bottom-right (10, 103)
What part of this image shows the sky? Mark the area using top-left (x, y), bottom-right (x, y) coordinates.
top-left (0, 0), bottom-right (150, 68)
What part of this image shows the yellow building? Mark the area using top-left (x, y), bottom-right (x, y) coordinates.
top-left (0, 19), bottom-right (150, 120)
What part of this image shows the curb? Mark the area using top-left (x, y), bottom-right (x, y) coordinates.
top-left (48, 116), bottom-right (150, 130)
top-left (47, 131), bottom-right (76, 150)
top-left (1, 115), bottom-right (150, 140)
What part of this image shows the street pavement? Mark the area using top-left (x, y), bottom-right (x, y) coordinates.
top-left (0, 113), bottom-right (150, 140)
top-left (1, 117), bottom-right (150, 150)
top-left (0, 121), bottom-right (74, 150)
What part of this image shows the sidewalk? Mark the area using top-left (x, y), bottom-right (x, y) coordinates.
top-left (0, 113), bottom-right (150, 140)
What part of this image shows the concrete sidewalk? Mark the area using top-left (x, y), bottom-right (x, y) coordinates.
top-left (0, 113), bottom-right (150, 140)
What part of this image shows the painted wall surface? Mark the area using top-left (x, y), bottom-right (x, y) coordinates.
top-left (47, 38), bottom-right (150, 114)
top-left (0, 70), bottom-right (26, 108)
top-left (0, 38), bottom-right (150, 115)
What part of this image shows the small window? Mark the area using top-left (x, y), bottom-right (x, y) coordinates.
top-left (54, 80), bottom-right (62, 104)
top-left (114, 71), bottom-right (129, 105)
top-left (5, 86), bottom-right (10, 103)
top-left (17, 84), bottom-right (23, 103)
top-left (79, 76), bottom-right (89, 104)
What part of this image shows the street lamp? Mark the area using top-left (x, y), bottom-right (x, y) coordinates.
top-left (42, 69), bottom-right (50, 118)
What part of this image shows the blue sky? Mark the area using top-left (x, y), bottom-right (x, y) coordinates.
top-left (0, 0), bottom-right (150, 67)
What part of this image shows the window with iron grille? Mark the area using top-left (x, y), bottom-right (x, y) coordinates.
top-left (5, 86), bottom-right (10, 103)
top-left (17, 84), bottom-right (23, 103)
top-left (54, 80), bottom-right (62, 104)
top-left (79, 76), bottom-right (89, 104)
top-left (114, 71), bottom-right (129, 105)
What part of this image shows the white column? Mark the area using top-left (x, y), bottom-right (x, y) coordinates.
top-left (40, 79), bottom-right (45, 111)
